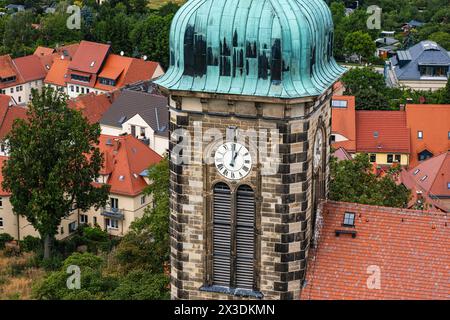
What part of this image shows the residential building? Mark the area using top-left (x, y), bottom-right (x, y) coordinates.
top-left (300, 201), bottom-right (449, 300)
top-left (0, 54), bottom-right (47, 105)
top-left (331, 95), bottom-right (356, 153)
top-left (355, 111), bottom-right (410, 166)
top-left (100, 89), bottom-right (169, 155)
top-left (67, 91), bottom-right (120, 124)
top-left (0, 134), bottom-right (162, 240)
top-left (0, 95), bottom-right (28, 156)
top-left (331, 96), bottom-right (411, 166)
top-left (386, 40), bottom-right (450, 91)
top-left (54, 41), bottom-right (164, 98)
top-left (406, 104), bottom-right (450, 167)
top-left (401, 152), bottom-right (450, 212)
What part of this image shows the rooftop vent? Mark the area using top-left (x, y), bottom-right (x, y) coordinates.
top-left (335, 229), bottom-right (357, 238)
top-left (118, 116), bottom-right (127, 124)
top-left (119, 175), bottom-right (125, 181)
top-left (90, 61), bottom-right (95, 67)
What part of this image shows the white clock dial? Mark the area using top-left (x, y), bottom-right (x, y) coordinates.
top-left (214, 142), bottom-right (252, 180)
top-left (313, 132), bottom-right (323, 170)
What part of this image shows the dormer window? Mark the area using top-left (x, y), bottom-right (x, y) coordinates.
top-left (71, 74), bottom-right (90, 82)
top-left (1, 76), bottom-right (16, 83)
top-left (419, 65), bottom-right (448, 77)
top-left (99, 77), bottom-right (116, 86)
top-left (331, 100), bottom-right (347, 108)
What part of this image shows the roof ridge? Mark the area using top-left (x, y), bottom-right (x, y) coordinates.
top-left (325, 200), bottom-right (448, 217)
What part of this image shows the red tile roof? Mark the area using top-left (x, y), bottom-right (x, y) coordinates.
top-left (94, 54), bottom-right (161, 91)
top-left (406, 104), bottom-right (450, 167)
top-left (68, 41), bottom-right (110, 74)
top-left (0, 55), bottom-right (22, 89)
top-left (331, 96), bottom-right (356, 152)
top-left (356, 111), bottom-right (410, 154)
top-left (67, 92), bottom-right (119, 124)
top-left (0, 102), bottom-right (28, 139)
top-left (0, 156), bottom-right (10, 196)
top-left (13, 55), bottom-right (48, 82)
top-left (34, 46), bottom-right (55, 57)
top-left (401, 152), bottom-right (450, 212)
top-left (300, 201), bottom-right (449, 300)
top-left (44, 58), bottom-right (70, 87)
top-left (98, 134), bottom-right (162, 196)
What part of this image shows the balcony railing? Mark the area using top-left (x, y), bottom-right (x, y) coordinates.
top-left (101, 206), bottom-right (124, 220)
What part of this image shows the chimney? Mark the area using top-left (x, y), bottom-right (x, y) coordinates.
top-left (113, 138), bottom-right (121, 152)
top-left (399, 104), bottom-right (405, 111)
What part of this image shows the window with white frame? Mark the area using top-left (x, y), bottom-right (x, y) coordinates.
top-left (106, 218), bottom-right (119, 229)
top-left (110, 197), bottom-right (119, 210)
top-left (80, 214), bottom-right (88, 224)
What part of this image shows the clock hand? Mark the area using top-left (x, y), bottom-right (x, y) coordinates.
top-left (230, 143), bottom-right (237, 167)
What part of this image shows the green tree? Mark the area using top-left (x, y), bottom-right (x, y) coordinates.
top-left (130, 13), bottom-right (173, 68)
top-left (341, 67), bottom-right (391, 110)
top-left (39, 11), bottom-right (83, 47)
top-left (441, 78), bottom-right (450, 104)
top-left (115, 157), bottom-right (169, 272)
top-left (330, 153), bottom-right (410, 208)
top-left (109, 271), bottom-right (170, 300)
top-left (33, 253), bottom-right (118, 300)
top-left (2, 11), bottom-right (37, 56)
top-left (2, 88), bottom-right (110, 259)
top-left (344, 31), bottom-right (376, 63)
top-left (429, 31), bottom-right (450, 50)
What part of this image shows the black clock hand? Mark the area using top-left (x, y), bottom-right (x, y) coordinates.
top-left (230, 143), bottom-right (236, 167)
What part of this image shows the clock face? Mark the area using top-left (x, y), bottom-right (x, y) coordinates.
top-left (313, 132), bottom-right (323, 170)
top-left (214, 142), bottom-right (252, 180)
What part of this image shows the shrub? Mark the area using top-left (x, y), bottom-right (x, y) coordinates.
top-left (0, 233), bottom-right (14, 249)
top-left (20, 236), bottom-right (42, 252)
top-left (109, 271), bottom-right (170, 300)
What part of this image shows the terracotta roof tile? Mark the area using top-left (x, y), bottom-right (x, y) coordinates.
top-left (13, 55), bottom-right (48, 82)
top-left (34, 46), bottom-right (55, 57)
top-left (331, 96), bottom-right (356, 152)
top-left (0, 100), bottom-right (28, 139)
top-left (67, 92), bottom-right (119, 124)
top-left (406, 104), bottom-right (450, 167)
top-left (401, 152), bottom-right (450, 212)
top-left (98, 134), bottom-right (162, 196)
top-left (300, 201), bottom-right (449, 300)
top-left (0, 55), bottom-right (22, 89)
top-left (356, 111), bottom-right (410, 154)
top-left (44, 58), bottom-right (70, 87)
top-left (68, 41), bottom-right (110, 74)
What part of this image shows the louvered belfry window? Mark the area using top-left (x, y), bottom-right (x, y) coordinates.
top-left (213, 183), bottom-right (232, 286)
top-left (235, 185), bottom-right (255, 289)
top-left (212, 183), bottom-right (256, 290)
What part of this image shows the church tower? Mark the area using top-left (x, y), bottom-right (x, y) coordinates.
top-left (155, 0), bottom-right (345, 300)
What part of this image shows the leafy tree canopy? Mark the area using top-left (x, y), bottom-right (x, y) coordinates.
top-left (330, 153), bottom-right (410, 208)
top-left (2, 87), bottom-right (110, 259)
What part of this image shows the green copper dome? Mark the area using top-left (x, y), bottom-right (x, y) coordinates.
top-left (156, 0), bottom-right (345, 99)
